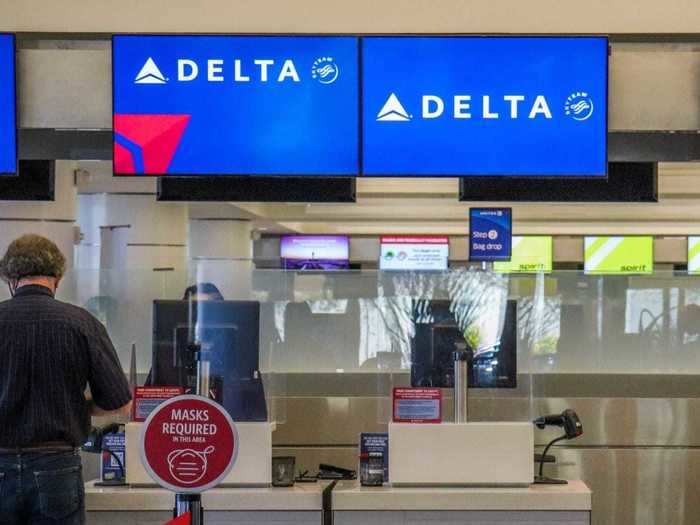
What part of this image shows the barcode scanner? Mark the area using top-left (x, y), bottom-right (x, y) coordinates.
top-left (533, 409), bottom-right (583, 485)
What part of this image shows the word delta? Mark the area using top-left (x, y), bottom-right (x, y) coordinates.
top-left (177, 59), bottom-right (300, 82)
top-left (422, 95), bottom-right (551, 120)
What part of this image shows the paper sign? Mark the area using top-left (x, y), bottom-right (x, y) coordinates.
top-left (101, 432), bottom-right (125, 481)
top-left (392, 388), bottom-right (442, 423)
top-left (133, 386), bottom-right (185, 422)
top-left (360, 432), bottom-right (389, 481)
top-left (380, 236), bottom-right (449, 271)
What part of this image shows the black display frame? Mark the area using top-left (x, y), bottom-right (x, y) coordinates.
top-left (459, 162), bottom-right (657, 202)
top-left (156, 175), bottom-right (356, 202)
top-left (0, 160), bottom-right (55, 201)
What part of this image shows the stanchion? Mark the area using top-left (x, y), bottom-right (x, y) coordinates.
top-left (174, 495), bottom-right (203, 524)
top-left (173, 341), bottom-right (209, 523)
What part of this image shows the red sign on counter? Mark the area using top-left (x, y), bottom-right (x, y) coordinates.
top-left (132, 386), bottom-right (185, 422)
top-left (140, 395), bottom-right (238, 493)
top-left (393, 387), bottom-right (442, 423)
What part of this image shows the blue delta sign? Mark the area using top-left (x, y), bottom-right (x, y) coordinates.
top-left (362, 36), bottom-right (608, 177)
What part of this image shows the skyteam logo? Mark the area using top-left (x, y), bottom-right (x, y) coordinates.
top-left (134, 57), bottom-right (168, 84)
top-left (311, 57), bottom-right (339, 84)
top-left (564, 92), bottom-right (594, 121)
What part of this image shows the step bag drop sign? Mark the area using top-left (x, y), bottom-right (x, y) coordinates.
top-left (140, 395), bottom-right (238, 493)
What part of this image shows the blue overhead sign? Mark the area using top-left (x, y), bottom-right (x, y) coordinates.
top-left (469, 208), bottom-right (512, 261)
top-left (112, 35), bottom-right (359, 176)
top-left (0, 34), bottom-right (16, 175)
top-left (362, 36), bottom-right (608, 177)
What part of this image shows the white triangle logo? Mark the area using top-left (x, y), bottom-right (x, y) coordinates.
top-left (376, 93), bottom-right (411, 121)
top-left (134, 57), bottom-right (167, 84)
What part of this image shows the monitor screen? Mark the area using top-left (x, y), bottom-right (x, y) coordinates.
top-left (494, 236), bottom-right (553, 274)
top-left (689, 237), bottom-right (700, 275)
top-left (112, 35), bottom-right (359, 176)
top-left (380, 236), bottom-right (449, 271)
top-left (584, 236), bottom-right (653, 275)
top-left (0, 34), bottom-right (16, 176)
top-left (280, 235), bottom-right (350, 270)
top-left (150, 300), bottom-right (267, 421)
top-left (362, 36), bottom-right (608, 177)
top-left (411, 299), bottom-right (517, 389)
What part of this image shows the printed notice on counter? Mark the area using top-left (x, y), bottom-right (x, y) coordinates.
top-left (360, 432), bottom-right (389, 481)
top-left (392, 388), bottom-right (442, 423)
top-left (132, 386), bottom-right (185, 422)
top-left (101, 432), bottom-right (125, 482)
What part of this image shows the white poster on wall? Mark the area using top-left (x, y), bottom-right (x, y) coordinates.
top-left (379, 236), bottom-right (449, 271)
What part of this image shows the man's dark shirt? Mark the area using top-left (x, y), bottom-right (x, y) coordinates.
top-left (0, 285), bottom-right (132, 447)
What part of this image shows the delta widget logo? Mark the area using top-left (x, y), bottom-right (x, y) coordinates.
top-left (113, 114), bottom-right (190, 175)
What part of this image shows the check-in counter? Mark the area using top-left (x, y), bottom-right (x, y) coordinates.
top-left (85, 481), bottom-right (324, 525)
top-left (332, 481), bottom-right (591, 525)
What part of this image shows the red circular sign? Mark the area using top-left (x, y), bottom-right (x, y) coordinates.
top-left (140, 395), bottom-right (238, 493)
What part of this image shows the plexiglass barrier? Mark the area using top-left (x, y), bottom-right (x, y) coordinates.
top-left (5, 263), bottom-right (699, 426)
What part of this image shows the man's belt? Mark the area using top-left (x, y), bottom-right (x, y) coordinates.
top-left (0, 441), bottom-right (76, 454)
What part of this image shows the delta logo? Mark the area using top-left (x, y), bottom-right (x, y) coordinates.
top-left (113, 114), bottom-right (190, 175)
top-left (133, 56), bottom-right (340, 84)
top-left (376, 92), bottom-right (594, 122)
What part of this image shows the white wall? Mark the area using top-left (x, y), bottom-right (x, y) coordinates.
top-left (0, 160), bottom-right (77, 268)
top-left (3, 0), bottom-right (700, 33)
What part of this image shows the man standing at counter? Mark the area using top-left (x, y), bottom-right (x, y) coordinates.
top-left (0, 234), bottom-right (132, 524)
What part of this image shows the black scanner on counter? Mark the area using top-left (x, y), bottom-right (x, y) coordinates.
top-left (533, 409), bottom-right (583, 485)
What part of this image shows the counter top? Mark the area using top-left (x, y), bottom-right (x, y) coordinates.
top-left (332, 481), bottom-right (591, 512)
top-left (85, 481), bottom-right (324, 512)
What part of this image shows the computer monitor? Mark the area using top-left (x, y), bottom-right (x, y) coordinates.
top-left (280, 299), bottom-right (361, 371)
top-left (151, 300), bottom-right (267, 421)
top-left (411, 299), bottom-right (517, 388)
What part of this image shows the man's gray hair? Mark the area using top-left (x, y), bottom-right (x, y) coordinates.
top-left (0, 234), bottom-right (66, 282)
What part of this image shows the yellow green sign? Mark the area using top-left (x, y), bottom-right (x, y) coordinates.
top-left (494, 236), bottom-right (552, 274)
top-left (584, 236), bottom-right (653, 275)
top-left (689, 237), bottom-right (700, 275)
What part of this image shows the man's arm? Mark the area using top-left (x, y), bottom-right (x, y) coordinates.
top-left (84, 316), bottom-right (134, 419)
top-left (86, 395), bottom-right (132, 420)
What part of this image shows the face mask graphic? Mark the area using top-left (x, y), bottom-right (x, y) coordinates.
top-left (167, 446), bottom-right (215, 484)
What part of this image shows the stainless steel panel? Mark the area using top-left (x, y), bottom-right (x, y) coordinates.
top-left (272, 397), bottom-right (390, 445)
top-left (273, 446), bottom-right (358, 474)
top-left (273, 396), bottom-right (700, 447)
top-left (87, 512), bottom-right (321, 525)
top-left (529, 398), bottom-right (700, 447)
top-left (335, 510), bottom-right (590, 525)
top-left (544, 447), bottom-right (700, 525)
